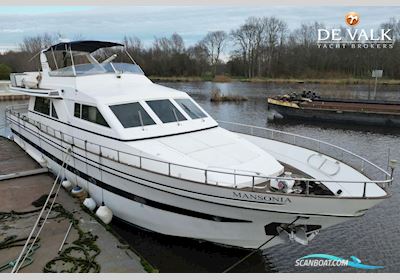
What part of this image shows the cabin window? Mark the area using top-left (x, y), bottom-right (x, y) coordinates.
top-left (74, 103), bottom-right (81, 118)
top-left (34, 97), bottom-right (50, 115)
top-left (74, 103), bottom-right (109, 127)
top-left (146, 99), bottom-right (186, 123)
top-left (175, 99), bottom-right (207, 119)
top-left (110, 102), bottom-right (155, 128)
top-left (34, 97), bottom-right (59, 119)
top-left (51, 102), bottom-right (58, 119)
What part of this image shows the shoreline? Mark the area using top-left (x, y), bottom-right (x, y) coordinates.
top-left (149, 76), bottom-right (400, 85)
top-left (3, 77), bottom-right (400, 85)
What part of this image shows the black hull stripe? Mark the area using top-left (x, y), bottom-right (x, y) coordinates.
top-left (9, 117), bottom-right (284, 206)
top-left (12, 128), bottom-right (250, 223)
top-left (29, 110), bottom-right (218, 142)
top-left (10, 120), bottom-right (359, 218)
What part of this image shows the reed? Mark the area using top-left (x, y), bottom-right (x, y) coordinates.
top-left (210, 88), bottom-right (248, 102)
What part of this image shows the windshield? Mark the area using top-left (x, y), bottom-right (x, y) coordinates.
top-left (110, 102), bottom-right (155, 128)
top-left (174, 98), bottom-right (207, 119)
top-left (146, 99), bottom-right (187, 123)
top-left (50, 62), bottom-right (144, 77)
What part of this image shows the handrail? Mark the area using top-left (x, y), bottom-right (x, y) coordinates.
top-left (5, 105), bottom-right (393, 198)
top-left (218, 120), bottom-right (391, 181)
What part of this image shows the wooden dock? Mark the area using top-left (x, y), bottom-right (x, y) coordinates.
top-left (0, 136), bottom-right (149, 273)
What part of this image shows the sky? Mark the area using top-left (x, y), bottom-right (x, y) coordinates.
top-left (0, 6), bottom-right (399, 53)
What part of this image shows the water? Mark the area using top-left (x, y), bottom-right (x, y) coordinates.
top-left (1, 81), bottom-right (399, 272)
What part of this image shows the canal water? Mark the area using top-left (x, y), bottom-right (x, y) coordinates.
top-left (1, 81), bottom-right (399, 272)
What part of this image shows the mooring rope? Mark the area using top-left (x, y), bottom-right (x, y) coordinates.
top-left (222, 216), bottom-right (301, 273)
top-left (11, 149), bottom-right (71, 273)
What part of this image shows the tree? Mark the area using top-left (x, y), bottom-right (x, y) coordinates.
top-left (19, 33), bottom-right (56, 53)
top-left (262, 17), bottom-right (288, 76)
top-left (171, 33), bottom-right (185, 54)
top-left (231, 17), bottom-right (264, 78)
top-left (187, 43), bottom-right (209, 76)
top-left (3, 17), bottom-right (400, 81)
top-left (201, 31), bottom-right (228, 76)
top-left (0, 63), bottom-right (12, 80)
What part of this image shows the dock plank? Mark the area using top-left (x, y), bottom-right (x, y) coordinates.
top-left (0, 136), bottom-right (146, 273)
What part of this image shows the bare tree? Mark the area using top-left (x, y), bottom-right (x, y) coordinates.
top-left (294, 22), bottom-right (324, 47)
top-left (4, 17), bottom-right (400, 81)
top-left (188, 43), bottom-right (209, 75)
top-left (262, 17), bottom-right (288, 76)
top-left (201, 31), bottom-right (228, 76)
top-left (153, 33), bottom-right (185, 55)
top-left (171, 33), bottom-right (185, 54)
top-left (19, 33), bottom-right (56, 53)
top-left (380, 17), bottom-right (400, 41)
top-left (231, 17), bottom-right (264, 78)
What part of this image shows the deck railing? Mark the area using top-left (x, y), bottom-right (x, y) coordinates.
top-left (6, 105), bottom-right (393, 198)
top-left (218, 121), bottom-right (392, 184)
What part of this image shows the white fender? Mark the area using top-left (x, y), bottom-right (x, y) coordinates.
top-left (83, 198), bottom-right (97, 211)
top-left (61, 180), bottom-right (72, 189)
top-left (96, 205), bottom-right (113, 224)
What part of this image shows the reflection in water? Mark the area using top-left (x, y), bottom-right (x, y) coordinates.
top-left (1, 81), bottom-right (399, 272)
top-left (112, 218), bottom-right (274, 273)
top-left (158, 82), bottom-right (400, 273)
top-left (0, 99), bottom-right (26, 136)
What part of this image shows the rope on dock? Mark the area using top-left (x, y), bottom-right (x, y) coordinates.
top-left (43, 203), bottom-right (101, 273)
top-left (0, 208), bottom-right (43, 272)
top-left (222, 216), bottom-right (301, 273)
top-left (0, 199), bottom-right (101, 272)
top-left (0, 238), bottom-right (40, 272)
top-left (11, 150), bottom-right (71, 273)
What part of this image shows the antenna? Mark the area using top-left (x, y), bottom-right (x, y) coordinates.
top-left (28, 51), bottom-right (41, 63)
top-left (124, 48), bottom-right (137, 65)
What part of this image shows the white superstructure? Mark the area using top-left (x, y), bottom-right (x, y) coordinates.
top-left (6, 40), bottom-right (393, 249)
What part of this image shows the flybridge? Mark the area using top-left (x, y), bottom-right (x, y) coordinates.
top-left (318, 28), bottom-right (393, 42)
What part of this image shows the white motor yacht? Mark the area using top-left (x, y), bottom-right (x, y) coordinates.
top-left (6, 40), bottom-right (394, 249)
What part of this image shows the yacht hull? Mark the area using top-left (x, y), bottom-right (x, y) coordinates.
top-left (7, 115), bottom-right (385, 249)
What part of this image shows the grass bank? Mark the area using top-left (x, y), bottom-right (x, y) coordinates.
top-left (149, 76), bottom-right (400, 85)
top-left (4, 76), bottom-right (400, 85)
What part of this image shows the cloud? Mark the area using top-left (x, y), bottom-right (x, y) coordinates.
top-left (0, 6), bottom-right (399, 49)
top-left (0, 6), bottom-right (92, 15)
top-left (0, 28), bottom-right (24, 33)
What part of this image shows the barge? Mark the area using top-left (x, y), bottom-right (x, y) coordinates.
top-left (267, 93), bottom-right (400, 127)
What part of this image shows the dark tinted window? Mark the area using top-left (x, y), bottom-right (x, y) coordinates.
top-left (146, 99), bottom-right (186, 123)
top-left (110, 102), bottom-right (155, 128)
top-left (34, 97), bottom-right (50, 115)
top-left (175, 99), bottom-right (207, 119)
top-left (81, 104), bottom-right (109, 127)
top-left (51, 102), bottom-right (58, 119)
top-left (74, 103), bottom-right (80, 117)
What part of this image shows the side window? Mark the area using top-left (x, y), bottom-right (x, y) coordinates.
top-left (82, 105), bottom-right (109, 127)
top-left (110, 102), bottom-right (155, 128)
top-left (74, 103), bottom-right (109, 127)
top-left (146, 99), bottom-right (186, 123)
top-left (51, 102), bottom-right (58, 119)
top-left (74, 103), bottom-right (81, 118)
top-left (34, 97), bottom-right (50, 115)
top-left (175, 99), bottom-right (207, 119)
